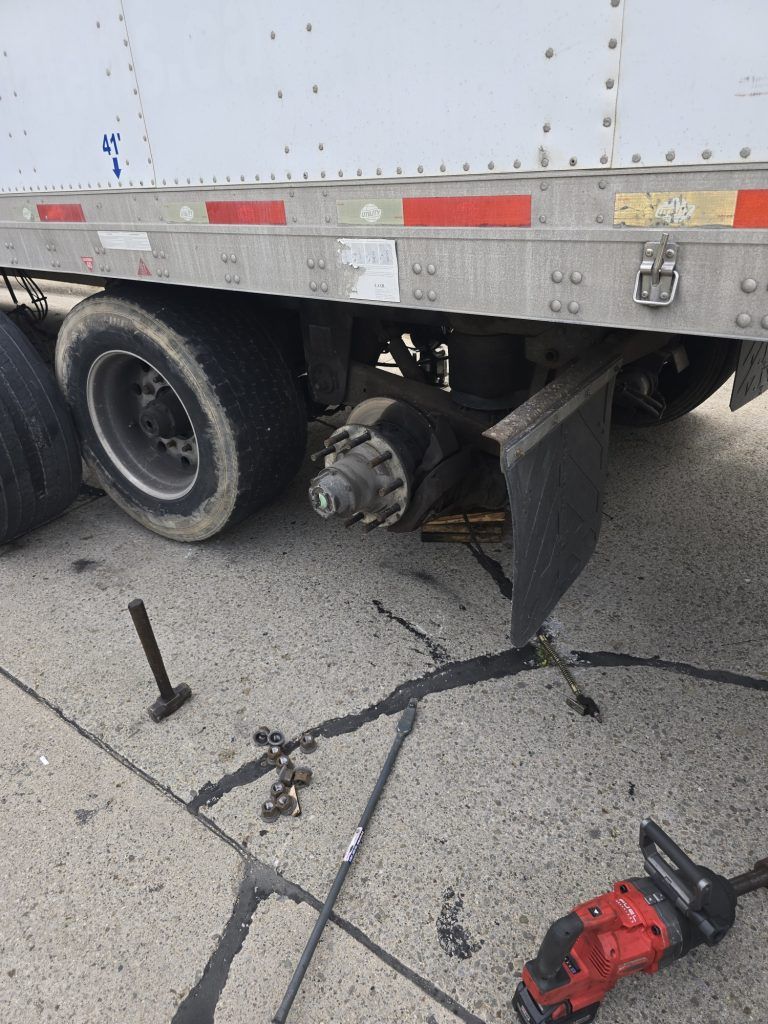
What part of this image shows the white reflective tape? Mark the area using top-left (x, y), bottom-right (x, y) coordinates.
top-left (98, 230), bottom-right (152, 252)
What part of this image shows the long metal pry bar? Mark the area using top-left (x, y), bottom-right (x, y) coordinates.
top-left (272, 699), bottom-right (418, 1023)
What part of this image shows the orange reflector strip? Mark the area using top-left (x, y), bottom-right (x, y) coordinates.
top-left (402, 195), bottom-right (531, 227)
top-left (204, 200), bottom-right (286, 225)
top-left (36, 203), bottom-right (86, 223)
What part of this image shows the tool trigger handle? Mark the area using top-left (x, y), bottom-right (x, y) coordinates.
top-left (529, 911), bottom-right (584, 986)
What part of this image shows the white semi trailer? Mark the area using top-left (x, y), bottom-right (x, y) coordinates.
top-left (1, 0), bottom-right (767, 642)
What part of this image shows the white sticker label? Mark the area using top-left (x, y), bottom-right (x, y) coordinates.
top-left (338, 238), bottom-right (400, 303)
top-left (343, 827), bottom-right (364, 863)
top-left (97, 230), bottom-right (152, 252)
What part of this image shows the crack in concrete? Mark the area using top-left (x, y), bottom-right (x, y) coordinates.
top-left (171, 860), bottom-right (265, 1024)
top-left (574, 650), bottom-right (768, 693)
top-left (186, 830), bottom-right (487, 1024)
top-left (372, 598), bottom-right (450, 665)
top-left (188, 645), bottom-right (534, 813)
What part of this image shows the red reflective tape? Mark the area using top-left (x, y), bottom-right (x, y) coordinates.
top-left (36, 203), bottom-right (85, 223)
top-left (204, 200), bottom-right (286, 225)
top-left (402, 195), bottom-right (531, 227)
top-left (733, 190), bottom-right (768, 228)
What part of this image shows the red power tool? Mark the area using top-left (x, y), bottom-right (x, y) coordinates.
top-left (514, 819), bottom-right (768, 1024)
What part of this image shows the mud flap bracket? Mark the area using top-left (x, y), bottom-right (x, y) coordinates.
top-left (484, 341), bottom-right (623, 646)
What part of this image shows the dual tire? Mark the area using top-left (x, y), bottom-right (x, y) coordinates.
top-left (0, 312), bottom-right (82, 544)
top-left (55, 286), bottom-right (307, 541)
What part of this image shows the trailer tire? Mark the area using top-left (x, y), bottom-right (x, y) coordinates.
top-left (0, 311), bottom-right (82, 544)
top-left (55, 287), bottom-right (306, 541)
top-left (614, 338), bottom-right (736, 426)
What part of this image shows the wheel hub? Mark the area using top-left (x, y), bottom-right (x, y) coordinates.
top-left (86, 350), bottom-right (200, 500)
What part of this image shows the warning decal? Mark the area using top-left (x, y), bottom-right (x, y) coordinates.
top-left (137, 258), bottom-right (151, 277)
top-left (81, 256), bottom-right (94, 272)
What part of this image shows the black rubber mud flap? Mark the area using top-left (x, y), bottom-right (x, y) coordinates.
top-left (484, 341), bottom-right (623, 646)
top-left (730, 339), bottom-right (768, 411)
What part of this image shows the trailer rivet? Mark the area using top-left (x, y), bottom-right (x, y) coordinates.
top-left (645, 248), bottom-right (654, 257)
top-left (600, 155), bottom-right (609, 164)
top-left (463, 162), bottom-right (470, 171)
top-left (741, 278), bottom-right (758, 293)
top-left (740, 147), bottom-right (751, 159)
top-left (702, 149), bottom-right (712, 160)
top-left (427, 264), bottom-right (436, 275)
top-left (221, 253), bottom-right (228, 262)
top-left (761, 315), bottom-right (768, 330)
top-left (664, 248), bottom-right (674, 258)
top-left (427, 290), bottom-right (437, 301)
top-left (325, 214), bottom-right (331, 222)
top-left (414, 288), bottom-right (423, 299)
top-left (397, 166), bottom-right (402, 174)
top-left (550, 299), bottom-right (562, 312)
top-left (570, 271), bottom-right (583, 284)
top-left (641, 290), bottom-right (649, 299)
top-left (270, 30), bottom-right (275, 39)
top-left (412, 263), bottom-right (422, 274)
top-left (418, 165), bottom-right (424, 173)
top-left (310, 281), bottom-right (318, 291)
top-left (318, 258), bottom-right (326, 269)
top-left (543, 123), bottom-right (551, 133)
top-left (541, 182), bottom-right (548, 191)
top-left (306, 22), bottom-right (312, 31)
top-left (230, 254), bottom-right (237, 263)
top-left (736, 312), bottom-right (752, 328)
top-left (234, 275), bottom-right (240, 284)
top-left (541, 157), bottom-right (549, 167)
top-left (225, 273), bottom-right (232, 283)
top-left (320, 282), bottom-right (328, 293)
top-left (608, 37), bottom-right (617, 48)
top-left (440, 163), bottom-right (447, 172)
top-left (568, 301), bottom-right (580, 314)
top-left (610, 0), bottom-right (620, 7)
top-left (659, 291), bottom-right (669, 300)
top-left (603, 117), bottom-right (612, 127)
top-left (376, 167), bottom-right (382, 175)
top-left (277, 90), bottom-right (283, 98)
top-left (551, 270), bottom-right (563, 283)
top-left (665, 150), bottom-right (675, 161)
top-left (514, 159), bottom-right (521, 168)
top-left (545, 47), bottom-right (554, 58)
top-left (539, 214), bottom-right (547, 223)
top-left (596, 214), bottom-right (604, 223)
top-left (338, 169), bottom-right (344, 176)
top-left (606, 78), bottom-right (615, 89)
top-left (307, 258), bottom-right (315, 269)
top-left (313, 84), bottom-right (318, 93)
top-left (303, 171), bottom-right (308, 179)
top-left (488, 161), bottom-right (495, 170)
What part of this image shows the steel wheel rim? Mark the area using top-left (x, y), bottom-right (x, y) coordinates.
top-left (86, 349), bottom-right (200, 500)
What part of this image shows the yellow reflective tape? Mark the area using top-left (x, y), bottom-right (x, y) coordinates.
top-left (614, 191), bottom-right (738, 228)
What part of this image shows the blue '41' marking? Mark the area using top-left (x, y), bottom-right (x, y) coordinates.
top-left (102, 132), bottom-right (122, 179)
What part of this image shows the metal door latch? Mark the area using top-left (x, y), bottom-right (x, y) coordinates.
top-left (634, 233), bottom-right (679, 307)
